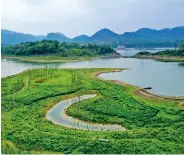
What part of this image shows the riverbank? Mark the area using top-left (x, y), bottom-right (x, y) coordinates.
top-left (94, 69), bottom-right (184, 107)
top-left (133, 55), bottom-right (184, 62)
top-left (2, 55), bottom-right (122, 63)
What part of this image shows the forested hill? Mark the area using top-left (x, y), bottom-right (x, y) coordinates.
top-left (1, 40), bottom-right (120, 57)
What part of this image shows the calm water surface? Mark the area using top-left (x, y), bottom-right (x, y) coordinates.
top-left (1, 48), bottom-right (183, 97)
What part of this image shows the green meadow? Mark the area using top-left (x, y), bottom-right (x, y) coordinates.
top-left (1, 68), bottom-right (184, 154)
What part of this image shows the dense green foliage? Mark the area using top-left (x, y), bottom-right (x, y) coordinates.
top-left (1, 68), bottom-right (184, 154)
top-left (179, 42), bottom-right (184, 50)
top-left (135, 49), bottom-right (184, 57)
top-left (1, 40), bottom-right (119, 57)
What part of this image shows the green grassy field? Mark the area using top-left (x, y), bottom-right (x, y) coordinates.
top-left (1, 68), bottom-right (184, 154)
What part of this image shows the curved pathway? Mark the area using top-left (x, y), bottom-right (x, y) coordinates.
top-left (46, 94), bottom-right (126, 131)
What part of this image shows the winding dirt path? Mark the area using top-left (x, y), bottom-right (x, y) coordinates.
top-left (46, 68), bottom-right (184, 131)
top-left (46, 94), bottom-right (126, 131)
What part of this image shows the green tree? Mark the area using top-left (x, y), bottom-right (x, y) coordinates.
top-left (178, 42), bottom-right (184, 50)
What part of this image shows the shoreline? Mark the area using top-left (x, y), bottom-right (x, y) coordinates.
top-left (2, 55), bottom-right (122, 63)
top-left (93, 69), bottom-right (184, 103)
top-left (133, 55), bottom-right (184, 62)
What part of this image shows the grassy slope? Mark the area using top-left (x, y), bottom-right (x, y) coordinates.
top-left (1, 68), bottom-right (184, 154)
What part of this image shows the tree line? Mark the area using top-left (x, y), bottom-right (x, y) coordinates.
top-left (1, 40), bottom-right (118, 57)
top-left (135, 42), bottom-right (184, 57)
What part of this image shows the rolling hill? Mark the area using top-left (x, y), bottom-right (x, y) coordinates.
top-left (1, 26), bottom-right (184, 47)
top-left (1, 29), bottom-right (45, 44)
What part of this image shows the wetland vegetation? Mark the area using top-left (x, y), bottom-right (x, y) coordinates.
top-left (1, 68), bottom-right (184, 154)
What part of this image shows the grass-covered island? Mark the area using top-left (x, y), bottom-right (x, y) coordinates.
top-left (1, 40), bottom-right (121, 62)
top-left (134, 49), bottom-right (184, 62)
top-left (2, 68), bottom-right (184, 154)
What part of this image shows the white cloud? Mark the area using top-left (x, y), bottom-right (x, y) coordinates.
top-left (1, 0), bottom-right (184, 37)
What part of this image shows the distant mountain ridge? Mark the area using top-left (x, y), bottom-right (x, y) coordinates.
top-left (2, 26), bottom-right (184, 47)
top-left (1, 29), bottom-right (45, 44)
top-left (123, 26), bottom-right (184, 40)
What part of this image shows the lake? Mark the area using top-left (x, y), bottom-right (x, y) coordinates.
top-left (1, 56), bottom-right (184, 97)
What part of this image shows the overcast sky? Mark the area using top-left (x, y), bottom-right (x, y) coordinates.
top-left (1, 0), bottom-right (184, 37)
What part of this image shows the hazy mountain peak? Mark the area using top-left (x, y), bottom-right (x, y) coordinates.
top-left (73, 35), bottom-right (89, 42)
top-left (90, 28), bottom-right (119, 41)
top-left (136, 28), bottom-right (157, 33)
top-left (73, 34), bottom-right (89, 38)
top-left (47, 32), bottom-right (67, 38)
top-left (94, 28), bottom-right (117, 35)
